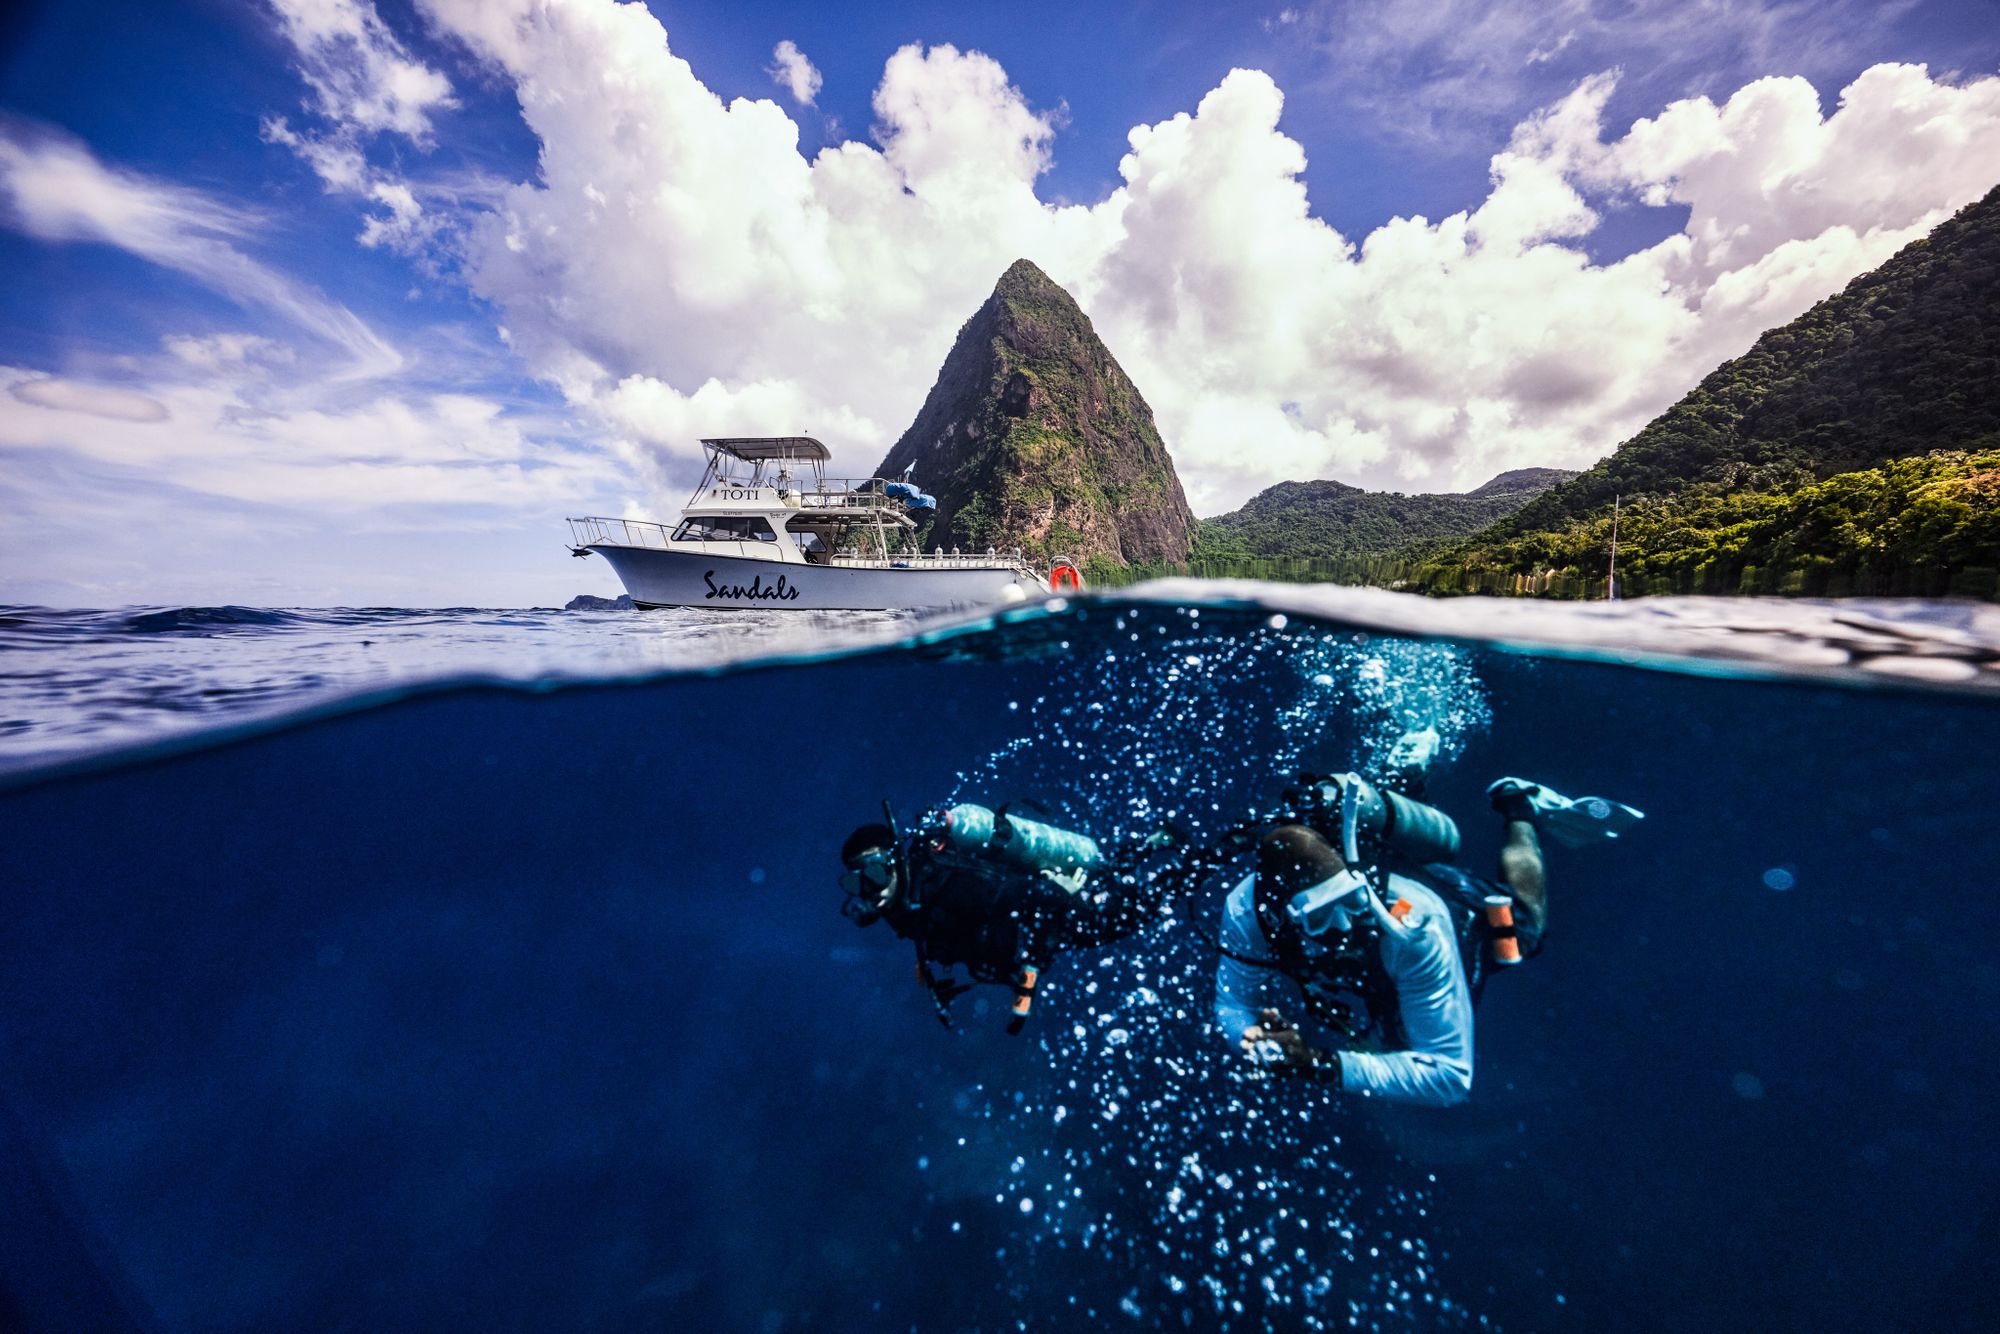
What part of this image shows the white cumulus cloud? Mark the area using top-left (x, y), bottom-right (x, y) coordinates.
top-left (425, 0), bottom-right (1112, 484)
top-left (261, 0), bottom-right (470, 269)
top-left (767, 39), bottom-right (823, 106)
top-left (163, 332), bottom-right (297, 371)
top-left (265, 0), bottom-right (455, 141)
top-left (385, 0), bottom-right (2000, 514)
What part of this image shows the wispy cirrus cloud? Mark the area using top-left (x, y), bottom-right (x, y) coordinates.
top-left (0, 121), bottom-right (403, 377)
top-left (259, 0), bottom-right (470, 268)
top-left (1279, 0), bottom-right (1920, 148)
top-left (0, 100), bottom-right (606, 598)
top-left (0, 360), bottom-right (601, 510)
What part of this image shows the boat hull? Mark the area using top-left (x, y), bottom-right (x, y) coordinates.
top-left (589, 544), bottom-right (1047, 612)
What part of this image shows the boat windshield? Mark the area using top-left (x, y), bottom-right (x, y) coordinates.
top-left (672, 517), bottom-right (779, 542)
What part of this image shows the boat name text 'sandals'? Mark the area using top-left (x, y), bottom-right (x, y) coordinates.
top-left (703, 570), bottom-right (803, 602)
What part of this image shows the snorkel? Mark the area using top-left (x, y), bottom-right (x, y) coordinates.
top-left (1275, 773), bottom-right (1437, 942)
top-left (1334, 775), bottom-right (1422, 940)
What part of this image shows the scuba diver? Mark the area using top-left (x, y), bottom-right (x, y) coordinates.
top-left (1214, 753), bottom-right (1643, 1107)
top-left (840, 802), bottom-right (1206, 1034)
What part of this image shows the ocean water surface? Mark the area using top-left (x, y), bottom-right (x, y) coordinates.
top-left (2, 588), bottom-right (1995, 1331)
top-left (0, 604), bottom-right (910, 771)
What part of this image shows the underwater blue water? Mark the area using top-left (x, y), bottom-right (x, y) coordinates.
top-left (1, 593), bottom-right (1996, 1331)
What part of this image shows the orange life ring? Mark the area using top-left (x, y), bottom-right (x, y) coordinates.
top-left (1048, 561), bottom-right (1083, 592)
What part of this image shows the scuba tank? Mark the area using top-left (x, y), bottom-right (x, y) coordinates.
top-left (1281, 771), bottom-right (1521, 985)
top-left (1290, 773), bottom-right (1461, 867)
top-left (904, 803), bottom-right (1107, 1036)
top-left (933, 803), bottom-right (1106, 874)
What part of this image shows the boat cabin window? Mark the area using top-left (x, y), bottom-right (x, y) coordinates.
top-left (672, 516), bottom-right (778, 542)
top-left (785, 515), bottom-right (837, 565)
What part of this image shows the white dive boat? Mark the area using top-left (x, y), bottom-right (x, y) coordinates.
top-left (567, 437), bottom-right (1071, 611)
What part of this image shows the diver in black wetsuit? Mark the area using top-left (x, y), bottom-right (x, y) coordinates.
top-left (839, 803), bottom-right (1204, 1033)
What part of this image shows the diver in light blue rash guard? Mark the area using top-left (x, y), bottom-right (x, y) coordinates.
top-left (1214, 773), bottom-right (1641, 1107)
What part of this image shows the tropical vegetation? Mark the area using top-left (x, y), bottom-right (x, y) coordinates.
top-left (1415, 183), bottom-right (2000, 599)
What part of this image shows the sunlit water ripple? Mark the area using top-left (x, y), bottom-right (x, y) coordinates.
top-left (4, 587), bottom-right (1997, 778)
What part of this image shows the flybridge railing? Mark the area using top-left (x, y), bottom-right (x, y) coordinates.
top-left (566, 507), bottom-right (908, 551)
top-left (686, 479), bottom-right (907, 512)
top-left (796, 482), bottom-right (904, 511)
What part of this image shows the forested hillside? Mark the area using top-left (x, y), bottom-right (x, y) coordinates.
top-left (1418, 183), bottom-right (2000, 598)
top-left (1198, 468), bottom-right (1573, 560)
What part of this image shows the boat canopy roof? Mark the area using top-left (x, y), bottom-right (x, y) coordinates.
top-left (700, 436), bottom-right (831, 462)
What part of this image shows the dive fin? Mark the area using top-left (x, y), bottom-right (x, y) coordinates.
top-left (1487, 777), bottom-right (1645, 849)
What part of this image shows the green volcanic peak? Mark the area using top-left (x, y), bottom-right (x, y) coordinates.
top-left (1424, 183), bottom-right (2000, 597)
top-left (877, 259), bottom-right (1196, 573)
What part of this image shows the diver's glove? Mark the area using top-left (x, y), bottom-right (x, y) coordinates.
top-left (1038, 866), bottom-right (1091, 897)
top-left (1488, 778), bottom-right (1645, 848)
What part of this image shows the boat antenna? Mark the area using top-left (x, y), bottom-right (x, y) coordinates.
top-left (1607, 493), bottom-right (1621, 601)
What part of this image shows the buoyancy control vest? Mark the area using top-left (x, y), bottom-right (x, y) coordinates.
top-left (1249, 867), bottom-right (1407, 1048)
top-left (1242, 775), bottom-right (1505, 1043)
top-left (1290, 777), bottom-right (1500, 977)
top-left (879, 843), bottom-right (1048, 1034)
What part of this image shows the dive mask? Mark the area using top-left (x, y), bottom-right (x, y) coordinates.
top-left (1286, 868), bottom-right (1371, 937)
top-left (839, 849), bottom-right (898, 912)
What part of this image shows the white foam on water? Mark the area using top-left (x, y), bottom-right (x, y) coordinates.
top-left (1111, 582), bottom-right (2000, 695)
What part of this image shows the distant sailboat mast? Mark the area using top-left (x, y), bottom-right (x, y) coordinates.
top-left (1607, 494), bottom-right (1621, 600)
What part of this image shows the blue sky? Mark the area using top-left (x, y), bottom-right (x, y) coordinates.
top-left (1, 0), bottom-right (1997, 606)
